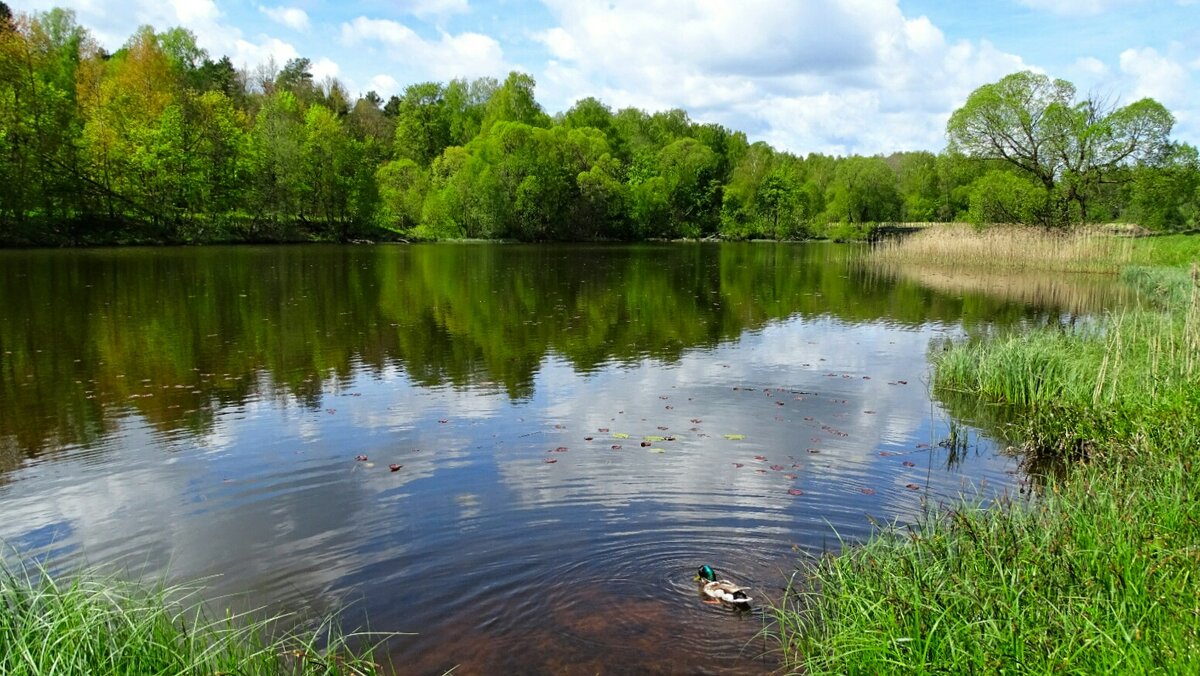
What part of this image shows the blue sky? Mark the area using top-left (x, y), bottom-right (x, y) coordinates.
top-left (13, 0), bottom-right (1200, 155)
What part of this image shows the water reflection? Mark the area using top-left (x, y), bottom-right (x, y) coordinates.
top-left (0, 243), bottom-right (1120, 672)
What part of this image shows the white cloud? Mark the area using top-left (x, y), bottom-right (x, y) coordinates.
top-left (535, 0), bottom-right (1030, 154)
top-left (259, 5), bottom-right (311, 32)
top-left (1016, 0), bottom-right (1143, 15)
top-left (368, 74), bottom-right (401, 97)
top-left (310, 57), bottom-right (340, 81)
top-left (398, 0), bottom-right (471, 20)
top-left (1073, 56), bottom-right (1110, 77)
top-left (340, 16), bottom-right (508, 80)
top-left (1118, 46), bottom-right (1190, 104)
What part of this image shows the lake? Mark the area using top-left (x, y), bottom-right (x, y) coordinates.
top-left (0, 243), bottom-right (1121, 673)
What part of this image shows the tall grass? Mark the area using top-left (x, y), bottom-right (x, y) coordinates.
top-left (773, 230), bottom-right (1200, 672)
top-left (0, 560), bottom-right (390, 675)
top-left (773, 444), bottom-right (1200, 673)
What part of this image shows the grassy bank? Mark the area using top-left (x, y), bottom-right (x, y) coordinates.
top-left (774, 226), bottom-right (1200, 672)
top-left (0, 562), bottom-right (387, 675)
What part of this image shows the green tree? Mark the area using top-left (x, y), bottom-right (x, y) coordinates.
top-left (967, 170), bottom-right (1051, 226)
top-left (392, 82), bottom-right (451, 165)
top-left (1126, 143), bottom-right (1200, 231)
top-left (947, 70), bottom-right (1173, 224)
top-left (824, 156), bottom-right (899, 224)
top-left (480, 72), bottom-right (548, 132)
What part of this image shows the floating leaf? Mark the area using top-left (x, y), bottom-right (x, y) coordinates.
top-left (613, 433), bottom-right (630, 439)
top-left (598, 428), bottom-right (609, 433)
top-left (770, 464), bottom-right (784, 471)
top-left (389, 464), bottom-right (402, 472)
top-left (732, 463), bottom-right (744, 468)
top-left (554, 447), bottom-right (569, 453)
top-left (898, 380), bottom-right (908, 385)
top-left (775, 401), bottom-right (784, 406)
top-left (665, 435), bottom-right (676, 441)
top-left (864, 410), bottom-right (875, 414)
top-left (657, 426), bottom-right (669, 431)
top-left (640, 441), bottom-right (652, 447)
top-left (916, 443), bottom-right (930, 449)
top-left (879, 451), bottom-right (898, 457)
top-left (906, 483), bottom-right (920, 490)
top-left (645, 435), bottom-right (665, 442)
top-left (788, 488), bottom-right (804, 496)
top-left (355, 455), bottom-right (368, 462)
top-left (650, 448), bottom-right (665, 454)
top-left (785, 474), bottom-right (798, 480)
top-left (754, 455), bottom-right (767, 461)
top-left (690, 419), bottom-right (703, 423)
top-left (860, 488), bottom-right (876, 495)
top-left (544, 458), bottom-right (558, 464)
top-left (584, 436), bottom-right (594, 441)
top-left (755, 469), bottom-right (767, 474)
top-left (808, 449), bottom-right (820, 454)
top-left (438, 419), bottom-right (447, 423)
top-left (902, 461), bottom-right (916, 467)
top-left (611, 444), bottom-right (623, 450)
top-left (724, 434), bottom-right (745, 440)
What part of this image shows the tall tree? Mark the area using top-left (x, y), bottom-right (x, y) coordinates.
top-left (947, 70), bottom-right (1173, 224)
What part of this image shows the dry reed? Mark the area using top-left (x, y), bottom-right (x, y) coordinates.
top-left (871, 223), bottom-right (1131, 274)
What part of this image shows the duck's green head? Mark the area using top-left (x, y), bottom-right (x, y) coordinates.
top-left (696, 565), bottom-right (717, 582)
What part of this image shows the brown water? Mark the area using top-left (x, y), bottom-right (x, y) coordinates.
top-left (0, 243), bottom-right (1126, 674)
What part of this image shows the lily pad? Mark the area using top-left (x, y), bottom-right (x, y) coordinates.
top-left (788, 488), bottom-right (804, 496)
top-left (544, 458), bottom-right (558, 464)
top-left (613, 432), bottom-right (630, 439)
top-left (644, 435), bottom-right (665, 442)
top-left (389, 464), bottom-right (402, 472)
top-left (724, 434), bottom-right (745, 441)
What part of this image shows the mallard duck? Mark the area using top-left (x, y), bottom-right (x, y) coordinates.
top-left (695, 565), bottom-right (752, 606)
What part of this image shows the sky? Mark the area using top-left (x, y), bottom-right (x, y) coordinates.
top-left (12, 0), bottom-right (1200, 156)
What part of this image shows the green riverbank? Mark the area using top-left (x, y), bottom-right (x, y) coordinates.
top-left (774, 232), bottom-right (1200, 673)
top-left (0, 562), bottom-right (387, 675)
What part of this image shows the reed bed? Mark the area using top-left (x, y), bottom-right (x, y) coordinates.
top-left (871, 224), bottom-right (1131, 273)
top-left (774, 234), bottom-right (1200, 672)
top-left (0, 560), bottom-right (389, 675)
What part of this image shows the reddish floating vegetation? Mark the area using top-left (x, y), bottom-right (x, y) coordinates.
top-left (355, 455), bottom-right (368, 462)
top-left (770, 464), bottom-right (785, 471)
top-left (916, 443), bottom-right (930, 449)
top-left (906, 483), bottom-right (920, 490)
top-left (785, 473), bottom-right (798, 480)
top-left (902, 461), bottom-right (917, 467)
top-left (598, 428), bottom-right (610, 433)
top-left (640, 441), bottom-right (652, 447)
top-left (788, 488), bottom-right (804, 496)
top-left (879, 451), bottom-right (898, 457)
top-left (754, 455), bottom-right (767, 461)
top-left (584, 436), bottom-right (594, 441)
top-left (861, 488), bottom-right (876, 495)
top-left (864, 410), bottom-right (875, 414)
top-left (665, 435), bottom-right (676, 441)
top-left (544, 458), bottom-right (558, 464)
top-left (554, 447), bottom-right (569, 453)
top-left (389, 464), bottom-right (402, 472)
top-left (808, 448), bottom-right (820, 454)
top-left (657, 426), bottom-right (669, 430)
top-left (776, 401), bottom-right (785, 406)
top-left (665, 405), bottom-right (674, 409)
top-left (755, 469), bottom-right (768, 474)
top-left (438, 419), bottom-right (447, 423)
top-left (733, 463), bottom-right (744, 468)
top-left (690, 418), bottom-right (702, 423)
top-left (611, 444), bottom-right (622, 450)
top-left (898, 380), bottom-right (908, 385)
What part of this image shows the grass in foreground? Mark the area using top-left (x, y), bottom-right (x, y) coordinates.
top-left (0, 562), bottom-right (388, 675)
top-left (773, 232), bottom-right (1200, 673)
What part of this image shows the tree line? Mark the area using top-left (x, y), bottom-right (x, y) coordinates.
top-left (2, 6), bottom-right (1197, 245)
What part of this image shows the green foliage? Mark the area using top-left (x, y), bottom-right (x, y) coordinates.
top-left (823, 156), bottom-right (900, 224)
top-left (0, 14), bottom-right (1190, 244)
top-left (948, 70), bottom-right (1174, 225)
top-left (967, 170), bottom-right (1051, 226)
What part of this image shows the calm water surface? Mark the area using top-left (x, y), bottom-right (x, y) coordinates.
top-left (0, 244), bottom-right (1122, 673)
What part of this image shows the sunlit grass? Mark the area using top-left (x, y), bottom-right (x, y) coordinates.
top-left (0, 560), bottom-right (392, 675)
top-left (772, 447), bottom-right (1200, 673)
top-left (774, 232), bottom-right (1200, 672)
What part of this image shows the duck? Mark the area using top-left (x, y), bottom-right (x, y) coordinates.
top-left (695, 565), bottom-right (752, 606)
